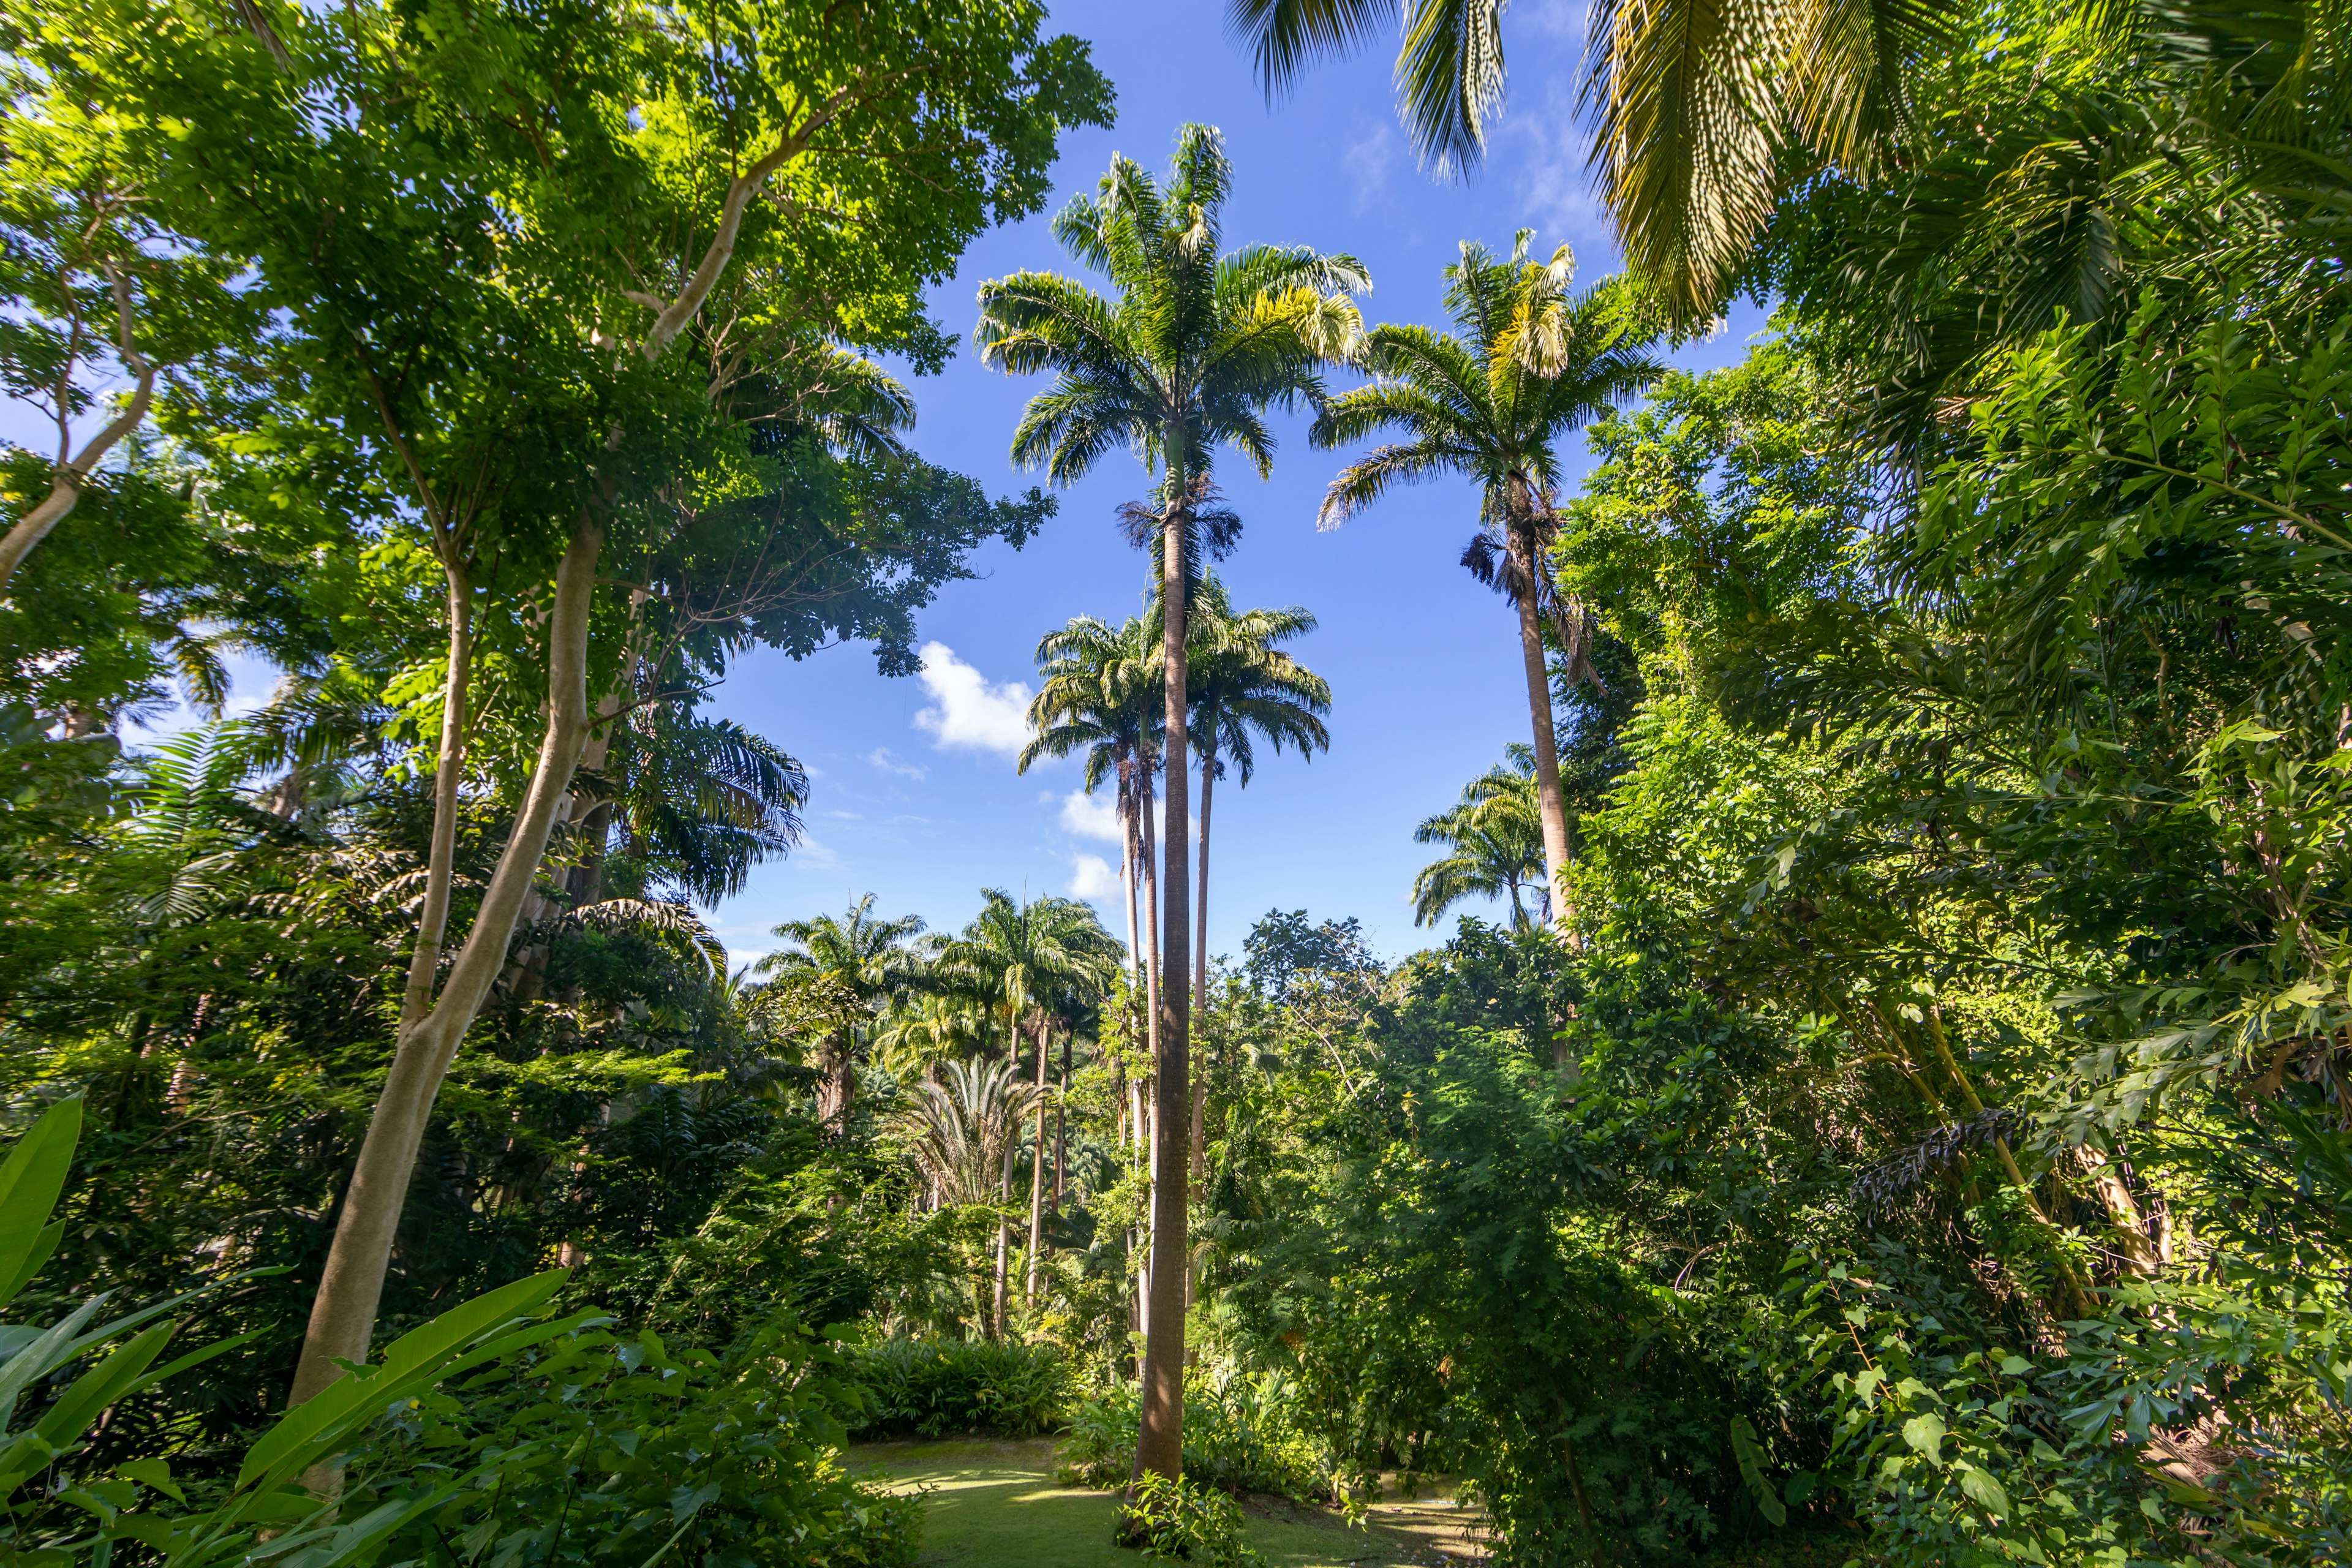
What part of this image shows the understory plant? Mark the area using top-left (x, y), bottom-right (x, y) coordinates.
top-left (843, 1336), bottom-right (1075, 1439)
top-left (1115, 1471), bottom-right (1264, 1566)
top-left (1057, 1375), bottom-right (1324, 1500)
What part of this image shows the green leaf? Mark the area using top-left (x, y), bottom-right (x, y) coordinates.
top-left (1728, 1417), bottom-right (1788, 1526)
top-left (236, 1271), bottom-right (573, 1489)
top-left (0, 1102), bottom-right (81, 1313)
top-left (34, 1321), bottom-right (176, 1450)
top-left (1901, 1412), bottom-right (1946, 1463)
top-left (1957, 1463), bottom-right (2010, 1517)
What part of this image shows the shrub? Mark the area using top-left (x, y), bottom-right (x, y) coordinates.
top-left (1057, 1376), bottom-right (1324, 1500)
top-left (844, 1336), bottom-right (1076, 1439)
top-left (1116, 1471), bottom-right (1265, 1566)
top-left (362, 1314), bottom-right (922, 1568)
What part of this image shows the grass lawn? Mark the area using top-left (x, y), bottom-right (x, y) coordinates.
top-left (848, 1438), bottom-right (1474, 1568)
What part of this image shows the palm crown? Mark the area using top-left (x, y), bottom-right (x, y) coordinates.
top-left (1314, 232), bottom-right (1657, 929)
top-left (975, 123), bottom-right (1370, 499)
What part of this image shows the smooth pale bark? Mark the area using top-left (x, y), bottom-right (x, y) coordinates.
top-left (1054, 1033), bottom-right (1070, 1211)
top-left (288, 516), bottom-right (602, 1408)
top-left (1190, 736), bottom-right (1215, 1188)
top-left (1024, 1019), bottom-right (1050, 1302)
top-left (1137, 493), bottom-right (1193, 1483)
top-left (1507, 510), bottom-right (1575, 929)
top-left (991, 1124), bottom-right (1016, 1338)
top-left (0, 270), bottom-right (158, 594)
top-left (399, 567), bottom-right (473, 1031)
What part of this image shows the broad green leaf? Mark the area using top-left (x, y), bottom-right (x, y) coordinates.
top-left (1901, 1411), bottom-right (1946, 1463)
top-left (1958, 1463), bottom-right (2011, 1516)
top-left (237, 1270), bottom-right (571, 1488)
top-left (34, 1321), bottom-right (175, 1449)
top-left (0, 1102), bottom-right (81, 1312)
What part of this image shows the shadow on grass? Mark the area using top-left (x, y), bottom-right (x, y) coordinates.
top-left (850, 1439), bottom-right (1449, 1568)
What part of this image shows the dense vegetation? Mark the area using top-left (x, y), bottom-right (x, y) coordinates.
top-left (4, 1), bottom-right (2350, 1566)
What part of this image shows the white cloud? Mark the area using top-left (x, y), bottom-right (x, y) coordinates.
top-left (1058, 787), bottom-right (1123, 843)
top-left (1343, 123), bottom-right (1396, 213)
top-left (865, 746), bottom-right (927, 781)
top-left (1067, 853), bottom-right (1121, 900)
top-left (791, 833), bottom-right (840, 870)
top-left (911, 641), bottom-right (1033, 758)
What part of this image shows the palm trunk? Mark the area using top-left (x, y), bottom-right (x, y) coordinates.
top-left (992, 1128), bottom-right (1016, 1338)
top-left (817, 1027), bottom-right (854, 1132)
top-left (1025, 1017), bottom-right (1050, 1302)
top-left (1137, 487), bottom-right (1193, 1483)
top-left (290, 514), bottom-right (602, 1409)
top-left (1120, 778), bottom-right (1144, 1058)
top-left (399, 564), bottom-right (472, 1031)
top-left (1190, 735), bottom-right (1215, 1190)
top-left (1054, 1033), bottom-right (1070, 1212)
top-left (1507, 507), bottom-right (1575, 930)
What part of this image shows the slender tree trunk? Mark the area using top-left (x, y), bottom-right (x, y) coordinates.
top-left (1137, 488), bottom-right (1194, 1483)
top-left (399, 565), bottom-right (473, 1031)
top-left (992, 1128), bottom-right (1016, 1338)
top-left (1507, 507), bottom-right (1575, 930)
top-left (1191, 737), bottom-right (1215, 1189)
top-left (1054, 1032), bottom-right (1070, 1212)
top-left (1120, 782), bottom-right (1144, 1063)
top-left (1140, 776), bottom-right (1162, 1063)
top-left (1025, 1018), bottom-right (1050, 1302)
top-left (290, 515), bottom-right (603, 1409)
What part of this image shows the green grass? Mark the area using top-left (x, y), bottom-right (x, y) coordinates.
top-left (849, 1438), bottom-right (1461, 1568)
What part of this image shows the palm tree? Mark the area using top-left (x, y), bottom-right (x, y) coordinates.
top-left (937, 890), bottom-right (1121, 1325)
top-left (1022, 612), bottom-right (1166, 1065)
top-left (1228, 0), bottom-right (1955, 314)
top-left (1313, 234), bottom-right (1658, 930)
top-left (755, 895), bottom-right (927, 1134)
top-left (977, 124), bottom-right (1365, 1481)
top-left (1179, 575), bottom-right (1329, 1178)
top-left (1411, 747), bottom-right (1551, 930)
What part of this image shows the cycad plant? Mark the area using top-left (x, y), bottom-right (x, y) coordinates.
top-left (1411, 746), bottom-right (1551, 930)
top-left (755, 895), bottom-right (928, 1133)
top-left (1314, 233), bottom-right (1657, 930)
top-left (1229, 0), bottom-right (1956, 314)
top-left (977, 122), bottom-right (1365, 1477)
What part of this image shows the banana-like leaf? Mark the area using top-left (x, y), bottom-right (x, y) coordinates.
top-left (15, 1322), bottom-right (176, 1476)
top-left (0, 1101), bottom-right (81, 1313)
top-left (0, 1224), bottom-right (63, 1310)
top-left (0, 1296), bottom-right (105, 1420)
top-left (235, 1270), bottom-right (573, 1489)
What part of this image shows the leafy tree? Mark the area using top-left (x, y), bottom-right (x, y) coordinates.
top-left (976, 123), bottom-right (1365, 1478)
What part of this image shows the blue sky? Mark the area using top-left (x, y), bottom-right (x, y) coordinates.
top-left (9, 0), bottom-right (1771, 967)
top-left (698, 0), bottom-right (1768, 967)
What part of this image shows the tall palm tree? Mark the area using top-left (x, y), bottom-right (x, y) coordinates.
top-left (755, 895), bottom-right (927, 1134)
top-left (977, 124), bottom-right (1365, 1480)
top-left (1022, 612), bottom-right (1166, 1061)
top-left (1228, 0), bottom-right (1955, 314)
top-left (1411, 747), bottom-right (1551, 930)
top-left (1313, 234), bottom-right (1658, 930)
top-left (938, 890), bottom-right (1121, 1324)
top-left (1178, 575), bottom-right (1329, 1178)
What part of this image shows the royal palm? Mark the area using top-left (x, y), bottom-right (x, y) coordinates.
top-left (1314, 233), bottom-right (1657, 929)
top-left (976, 123), bottom-right (1365, 1480)
top-left (1230, 0), bottom-right (1953, 314)
top-left (1412, 747), bottom-right (1551, 932)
